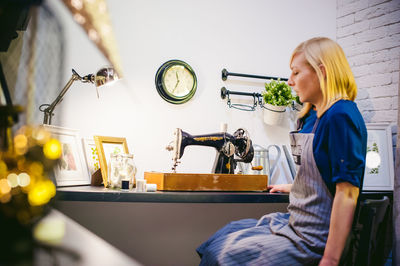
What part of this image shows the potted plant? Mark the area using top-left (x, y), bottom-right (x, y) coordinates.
top-left (262, 79), bottom-right (294, 125)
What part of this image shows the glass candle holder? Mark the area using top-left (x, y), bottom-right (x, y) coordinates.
top-left (107, 153), bottom-right (136, 189)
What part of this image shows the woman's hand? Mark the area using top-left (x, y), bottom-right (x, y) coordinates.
top-left (267, 184), bottom-right (292, 193)
top-left (319, 256), bottom-right (338, 266)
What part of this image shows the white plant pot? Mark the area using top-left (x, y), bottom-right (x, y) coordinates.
top-left (263, 103), bottom-right (287, 125)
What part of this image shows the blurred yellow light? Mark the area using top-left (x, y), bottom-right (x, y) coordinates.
top-left (33, 217), bottom-right (66, 245)
top-left (0, 161), bottom-right (7, 177)
top-left (0, 193), bottom-right (11, 203)
top-left (0, 179), bottom-right (11, 194)
top-left (29, 162), bottom-right (43, 176)
top-left (33, 127), bottom-right (51, 145)
top-left (43, 139), bottom-right (62, 160)
top-left (28, 180), bottom-right (56, 206)
top-left (18, 173), bottom-right (31, 187)
top-left (14, 134), bottom-right (28, 155)
top-left (7, 173), bottom-right (19, 188)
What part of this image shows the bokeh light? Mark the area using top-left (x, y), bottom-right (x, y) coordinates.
top-left (1, 125), bottom-right (59, 228)
top-left (0, 161), bottom-right (8, 178)
top-left (14, 134), bottom-right (28, 155)
top-left (29, 162), bottom-right (44, 176)
top-left (18, 173), bottom-right (31, 187)
top-left (7, 173), bottom-right (19, 188)
top-left (32, 127), bottom-right (52, 145)
top-left (0, 193), bottom-right (11, 203)
top-left (0, 179), bottom-right (11, 194)
top-left (43, 139), bottom-right (62, 160)
top-left (28, 180), bottom-right (56, 206)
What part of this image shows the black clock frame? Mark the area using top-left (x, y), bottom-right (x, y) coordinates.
top-left (155, 59), bottom-right (197, 104)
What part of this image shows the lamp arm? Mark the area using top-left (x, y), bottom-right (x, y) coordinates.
top-left (42, 73), bottom-right (81, 125)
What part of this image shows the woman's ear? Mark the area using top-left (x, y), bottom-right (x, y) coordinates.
top-left (319, 64), bottom-right (327, 79)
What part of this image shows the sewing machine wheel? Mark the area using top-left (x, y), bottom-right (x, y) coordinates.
top-left (233, 128), bottom-right (253, 163)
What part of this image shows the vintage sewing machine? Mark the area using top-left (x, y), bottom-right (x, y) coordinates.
top-left (165, 128), bottom-right (254, 174)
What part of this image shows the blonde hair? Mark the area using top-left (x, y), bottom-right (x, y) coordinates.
top-left (291, 37), bottom-right (357, 118)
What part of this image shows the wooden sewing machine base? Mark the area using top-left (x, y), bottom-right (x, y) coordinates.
top-left (144, 172), bottom-right (268, 191)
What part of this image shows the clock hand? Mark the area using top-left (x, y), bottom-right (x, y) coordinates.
top-left (172, 79), bottom-right (180, 94)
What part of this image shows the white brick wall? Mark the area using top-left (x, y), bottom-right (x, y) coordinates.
top-left (337, 0), bottom-right (400, 124)
top-left (338, 2), bottom-right (400, 263)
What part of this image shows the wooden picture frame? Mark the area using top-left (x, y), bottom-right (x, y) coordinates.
top-left (363, 123), bottom-right (394, 191)
top-left (44, 125), bottom-right (90, 187)
top-left (93, 136), bottom-right (129, 187)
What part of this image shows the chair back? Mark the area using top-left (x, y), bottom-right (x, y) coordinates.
top-left (340, 196), bottom-right (391, 266)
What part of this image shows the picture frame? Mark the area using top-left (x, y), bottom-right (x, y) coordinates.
top-left (363, 123), bottom-right (394, 191)
top-left (93, 136), bottom-right (129, 187)
top-left (82, 138), bottom-right (100, 176)
top-left (43, 125), bottom-right (90, 187)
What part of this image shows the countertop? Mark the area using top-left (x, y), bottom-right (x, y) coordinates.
top-left (56, 185), bottom-right (392, 203)
top-left (56, 186), bottom-right (290, 203)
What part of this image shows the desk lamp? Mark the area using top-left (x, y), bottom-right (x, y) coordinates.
top-left (40, 67), bottom-right (118, 125)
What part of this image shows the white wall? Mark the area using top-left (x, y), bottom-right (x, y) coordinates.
top-left (47, 0), bottom-right (336, 180)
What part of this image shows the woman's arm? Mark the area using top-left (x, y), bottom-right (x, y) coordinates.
top-left (319, 182), bottom-right (359, 266)
top-left (267, 184), bottom-right (292, 193)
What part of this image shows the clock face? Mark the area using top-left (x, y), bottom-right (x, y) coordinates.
top-left (163, 65), bottom-right (195, 97)
top-left (155, 60), bottom-right (197, 104)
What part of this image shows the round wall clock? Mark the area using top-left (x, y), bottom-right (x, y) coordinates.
top-left (155, 59), bottom-right (197, 104)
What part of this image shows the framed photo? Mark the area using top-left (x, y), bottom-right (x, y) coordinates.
top-left (44, 125), bottom-right (90, 187)
top-left (93, 136), bottom-right (129, 187)
top-left (82, 138), bottom-right (100, 176)
top-left (363, 123), bottom-right (394, 191)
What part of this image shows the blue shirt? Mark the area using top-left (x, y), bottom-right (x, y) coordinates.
top-left (299, 100), bottom-right (367, 196)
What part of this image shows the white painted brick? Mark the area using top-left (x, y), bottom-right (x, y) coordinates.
top-left (357, 98), bottom-right (373, 110)
top-left (337, 20), bottom-right (370, 37)
top-left (393, 96), bottom-right (399, 109)
top-left (372, 96), bottom-right (394, 110)
top-left (343, 42), bottom-right (372, 57)
top-left (355, 7), bottom-right (370, 22)
top-left (364, 1), bottom-right (400, 20)
top-left (393, 71), bottom-right (400, 83)
top-left (369, 60), bottom-right (400, 74)
top-left (356, 88), bottom-right (370, 99)
top-left (355, 27), bottom-right (387, 43)
top-left (370, 9), bottom-right (400, 29)
top-left (368, 34), bottom-right (400, 52)
top-left (337, 13), bottom-right (355, 27)
top-left (357, 73), bottom-right (392, 88)
top-left (352, 64), bottom-right (370, 77)
top-left (368, 0), bottom-right (392, 8)
top-left (389, 46), bottom-right (400, 59)
top-left (367, 83), bottom-right (400, 97)
top-left (370, 109), bottom-right (397, 122)
top-left (338, 0), bottom-right (369, 17)
top-left (361, 110), bottom-right (374, 122)
top-left (338, 0), bottom-right (359, 8)
top-left (349, 50), bottom-right (389, 65)
top-left (337, 35), bottom-right (357, 48)
top-left (388, 22), bottom-right (400, 35)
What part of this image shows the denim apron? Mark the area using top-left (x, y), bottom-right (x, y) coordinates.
top-left (197, 119), bottom-right (333, 265)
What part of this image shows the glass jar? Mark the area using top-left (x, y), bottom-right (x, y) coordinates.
top-left (108, 153), bottom-right (137, 189)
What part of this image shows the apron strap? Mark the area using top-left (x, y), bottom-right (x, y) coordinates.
top-left (311, 118), bottom-right (320, 134)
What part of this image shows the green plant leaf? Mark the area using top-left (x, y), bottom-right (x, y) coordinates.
top-left (262, 79), bottom-right (294, 106)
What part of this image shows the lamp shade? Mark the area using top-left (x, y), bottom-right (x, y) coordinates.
top-left (95, 67), bottom-right (118, 87)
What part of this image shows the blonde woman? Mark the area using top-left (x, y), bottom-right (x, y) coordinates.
top-left (197, 37), bottom-right (367, 266)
